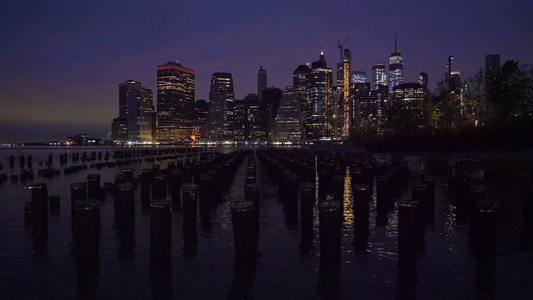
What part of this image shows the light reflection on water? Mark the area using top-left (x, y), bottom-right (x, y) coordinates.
top-left (0, 147), bottom-right (532, 299)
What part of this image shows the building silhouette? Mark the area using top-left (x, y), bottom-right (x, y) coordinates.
top-left (156, 61), bottom-right (195, 143)
top-left (372, 64), bottom-right (387, 91)
top-left (258, 66), bottom-right (267, 100)
top-left (389, 30), bottom-right (404, 94)
top-left (275, 86), bottom-right (302, 141)
top-left (262, 87), bottom-right (282, 141)
top-left (208, 72), bottom-right (235, 140)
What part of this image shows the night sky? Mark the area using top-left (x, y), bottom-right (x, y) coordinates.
top-left (1, 0), bottom-right (532, 143)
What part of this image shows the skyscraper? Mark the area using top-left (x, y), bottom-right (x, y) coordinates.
top-left (293, 64), bottom-right (311, 137)
top-left (258, 66), bottom-right (267, 100)
top-left (418, 72), bottom-right (428, 88)
top-left (233, 93), bottom-right (267, 141)
top-left (274, 86), bottom-right (302, 141)
top-left (485, 54), bottom-right (501, 93)
top-left (262, 87), bottom-right (283, 141)
top-left (339, 49), bottom-right (352, 138)
top-left (117, 79), bottom-right (154, 143)
top-left (156, 61), bottom-right (195, 143)
top-left (308, 50), bottom-right (334, 140)
top-left (372, 64), bottom-right (387, 90)
top-left (352, 71), bottom-right (367, 84)
top-left (389, 30), bottom-right (404, 94)
top-left (208, 72), bottom-right (235, 140)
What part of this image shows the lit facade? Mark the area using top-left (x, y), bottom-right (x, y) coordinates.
top-left (234, 93), bottom-right (267, 141)
top-left (293, 64), bottom-right (311, 138)
top-left (275, 86), bottom-right (302, 140)
top-left (156, 61), bottom-right (195, 143)
top-left (352, 71), bottom-right (367, 84)
top-left (117, 79), bottom-right (154, 143)
top-left (389, 31), bottom-right (403, 94)
top-left (208, 72), bottom-right (234, 140)
top-left (418, 72), bottom-right (428, 88)
top-left (308, 51), bottom-right (334, 140)
top-left (371, 64), bottom-right (387, 90)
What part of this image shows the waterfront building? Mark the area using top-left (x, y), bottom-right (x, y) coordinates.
top-left (274, 86), bottom-right (302, 141)
top-left (262, 87), bottom-right (283, 141)
top-left (117, 79), bottom-right (154, 143)
top-left (233, 94), bottom-right (267, 141)
top-left (156, 61), bottom-right (195, 143)
top-left (308, 50), bottom-right (334, 140)
top-left (208, 72), bottom-right (235, 140)
top-left (293, 64), bottom-right (311, 138)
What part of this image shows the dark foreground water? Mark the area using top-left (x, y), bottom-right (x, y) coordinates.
top-left (0, 146), bottom-right (532, 299)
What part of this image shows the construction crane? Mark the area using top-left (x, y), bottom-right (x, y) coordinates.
top-left (337, 35), bottom-right (349, 61)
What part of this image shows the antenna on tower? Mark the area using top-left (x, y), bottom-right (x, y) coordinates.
top-left (394, 29), bottom-right (398, 53)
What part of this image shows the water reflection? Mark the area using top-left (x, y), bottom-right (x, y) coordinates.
top-left (74, 258), bottom-right (100, 300)
top-left (228, 258), bottom-right (257, 300)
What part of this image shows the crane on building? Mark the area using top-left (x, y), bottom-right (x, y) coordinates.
top-left (338, 35), bottom-right (349, 61)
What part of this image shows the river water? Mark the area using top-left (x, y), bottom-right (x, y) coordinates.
top-left (0, 146), bottom-right (531, 299)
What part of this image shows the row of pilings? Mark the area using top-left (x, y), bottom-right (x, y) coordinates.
top-left (1, 147), bottom-right (212, 183)
top-left (253, 148), bottom-right (530, 299)
top-left (23, 149), bottom-right (248, 299)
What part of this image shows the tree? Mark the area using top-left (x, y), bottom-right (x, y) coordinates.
top-left (489, 60), bottom-right (532, 128)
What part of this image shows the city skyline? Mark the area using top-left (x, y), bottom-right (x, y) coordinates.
top-left (1, 1), bottom-right (533, 142)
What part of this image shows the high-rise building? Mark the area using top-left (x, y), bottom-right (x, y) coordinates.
top-left (339, 49), bottom-right (352, 138)
top-left (208, 72), bottom-right (235, 140)
top-left (372, 64), bottom-right (387, 90)
top-left (352, 71), bottom-right (367, 84)
top-left (391, 83), bottom-right (428, 129)
top-left (117, 79), bottom-right (154, 143)
top-left (191, 100), bottom-right (209, 140)
top-left (234, 93), bottom-right (267, 141)
top-left (352, 82), bottom-right (376, 130)
top-left (308, 50), bottom-right (334, 140)
top-left (275, 86), bottom-right (302, 141)
top-left (293, 64), bottom-right (311, 137)
top-left (418, 72), bottom-right (428, 88)
top-left (111, 117), bottom-right (128, 142)
top-left (262, 87), bottom-right (283, 141)
top-left (156, 61), bottom-right (195, 143)
top-left (389, 30), bottom-right (404, 94)
top-left (258, 66), bottom-right (267, 100)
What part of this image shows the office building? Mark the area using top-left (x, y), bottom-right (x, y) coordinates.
top-left (191, 100), bottom-right (209, 140)
top-left (208, 72), bottom-right (235, 140)
top-left (117, 79), bottom-right (154, 143)
top-left (352, 71), bottom-right (367, 84)
top-left (308, 50), bottom-right (334, 140)
top-left (338, 49), bottom-right (352, 139)
top-left (372, 64), bottom-right (387, 90)
top-left (293, 64), bottom-right (311, 137)
top-left (156, 61), bottom-right (195, 143)
top-left (262, 87), bottom-right (282, 140)
top-left (233, 93), bottom-right (267, 141)
top-left (275, 86), bottom-right (302, 141)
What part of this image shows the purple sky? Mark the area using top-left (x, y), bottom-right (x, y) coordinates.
top-left (1, 0), bottom-right (532, 143)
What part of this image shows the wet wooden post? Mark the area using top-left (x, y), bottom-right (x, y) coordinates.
top-left (181, 183), bottom-right (198, 257)
top-left (230, 200), bottom-right (257, 260)
top-left (30, 183), bottom-right (48, 236)
top-left (116, 183), bottom-right (135, 229)
top-left (150, 199), bottom-right (171, 260)
top-left (468, 185), bottom-right (487, 253)
top-left (299, 183), bottom-right (315, 255)
top-left (169, 169), bottom-right (183, 212)
top-left (375, 175), bottom-right (390, 226)
top-left (521, 186), bottom-right (533, 253)
top-left (353, 184), bottom-right (370, 253)
top-left (71, 182), bottom-right (87, 231)
top-left (474, 201), bottom-right (498, 294)
top-left (87, 174), bottom-right (101, 200)
top-left (140, 169), bottom-right (152, 210)
top-left (73, 199), bottom-right (101, 260)
top-left (398, 200), bottom-right (418, 258)
top-left (319, 196), bottom-right (341, 262)
top-left (422, 175), bottom-right (436, 223)
top-left (152, 174), bottom-right (167, 201)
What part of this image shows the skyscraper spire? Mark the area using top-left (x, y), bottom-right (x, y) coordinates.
top-left (394, 29), bottom-right (397, 53)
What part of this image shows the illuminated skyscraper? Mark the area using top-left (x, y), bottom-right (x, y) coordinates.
top-left (338, 49), bottom-right (352, 138)
top-left (308, 50), bottom-right (334, 140)
top-left (208, 72), bottom-right (234, 140)
top-left (275, 86), bottom-right (302, 141)
top-left (293, 64), bottom-right (311, 137)
top-left (352, 71), bottom-right (367, 84)
top-left (388, 30), bottom-right (403, 94)
top-left (258, 66), bottom-right (267, 100)
top-left (156, 61), bottom-right (195, 143)
top-left (372, 64), bottom-right (387, 90)
top-left (117, 79), bottom-right (154, 143)
top-left (418, 72), bottom-right (428, 88)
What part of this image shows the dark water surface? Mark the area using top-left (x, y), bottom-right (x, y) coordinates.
top-left (0, 147), bottom-right (532, 299)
